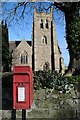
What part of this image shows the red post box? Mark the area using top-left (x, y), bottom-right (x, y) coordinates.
top-left (13, 66), bottom-right (34, 109)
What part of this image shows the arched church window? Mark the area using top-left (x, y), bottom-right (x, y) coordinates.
top-left (42, 35), bottom-right (47, 44)
top-left (43, 62), bottom-right (49, 70)
top-left (40, 19), bottom-right (43, 29)
top-left (21, 52), bottom-right (28, 64)
top-left (45, 19), bottom-right (48, 29)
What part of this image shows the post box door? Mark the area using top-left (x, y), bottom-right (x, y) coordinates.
top-left (13, 74), bottom-right (30, 109)
top-left (13, 82), bottom-right (30, 109)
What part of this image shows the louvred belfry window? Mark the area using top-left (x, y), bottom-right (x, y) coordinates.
top-left (46, 19), bottom-right (48, 29)
top-left (40, 19), bottom-right (43, 29)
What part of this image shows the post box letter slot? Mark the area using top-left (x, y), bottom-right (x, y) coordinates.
top-left (18, 87), bottom-right (26, 102)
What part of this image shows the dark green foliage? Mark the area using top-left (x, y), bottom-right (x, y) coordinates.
top-left (66, 15), bottom-right (80, 59)
top-left (33, 70), bottom-right (80, 91)
top-left (2, 73), bottom-right (13, 109)
top-left (34, 70), bottom-right (52, 90)
top-left (64, 3), bottom-right (80, 73)
top-left (33, 70), bottom-right (62, 90)
top-left (55, 3), bottom-right (80, 59)
top-left (63, 76), bottom-right (80, 84)
top-left (53, 76), bottom-right (80, 91)
top-left (55, 2), bottom-right (80, 74)
top-left (2, 23), bottom-right (10, 72)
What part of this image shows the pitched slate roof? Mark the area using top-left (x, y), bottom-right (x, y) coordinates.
top-left (9, 40), bottom-right (32, 53)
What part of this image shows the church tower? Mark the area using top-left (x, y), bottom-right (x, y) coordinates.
top-left (32, 6), bottom-right (64, 72)
top-left (32, 6), bottom-right (53, 71)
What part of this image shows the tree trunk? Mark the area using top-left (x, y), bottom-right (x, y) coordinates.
top-left (65, 54), bottom-right (75, 76)
top-left (54, 2), bottom-right (80, 76)
top-left (64, 12), bottom-right (80, 76)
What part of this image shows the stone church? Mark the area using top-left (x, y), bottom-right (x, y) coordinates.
top-left (9, 6), bottom-right (64, 73)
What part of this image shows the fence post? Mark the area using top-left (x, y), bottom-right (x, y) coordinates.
top-left (11, 109), bottom-right (16, 120)
top-left (22, 109), bottom-right (26, 120)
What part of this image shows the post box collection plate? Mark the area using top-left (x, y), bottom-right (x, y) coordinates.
top-left (18, 87), bottom-right (26, 102)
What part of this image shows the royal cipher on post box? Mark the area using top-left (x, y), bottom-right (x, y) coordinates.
top-left (13, 66), bottom-right (34, 109)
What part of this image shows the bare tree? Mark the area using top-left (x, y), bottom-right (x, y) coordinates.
top-left (2, 2), bottom-right (80, 75)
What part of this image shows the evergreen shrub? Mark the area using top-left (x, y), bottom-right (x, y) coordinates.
top-left (33, 70), bottom-right (80, 91)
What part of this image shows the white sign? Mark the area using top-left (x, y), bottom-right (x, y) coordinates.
top-left (18, 87), bottom-right (26, 102)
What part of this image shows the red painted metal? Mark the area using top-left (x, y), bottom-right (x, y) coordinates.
top-left (13, 66), bottom-right (34, 109)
